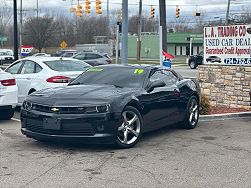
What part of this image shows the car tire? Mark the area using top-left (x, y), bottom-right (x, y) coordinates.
top-left (189, 61), bottom-right (197, 69)
top-left (115, 106), bottom-right (143, 149)
top-left (0, 108), bottom-right (15, 120)
top-left (181, 96), bottom-right (199, 129)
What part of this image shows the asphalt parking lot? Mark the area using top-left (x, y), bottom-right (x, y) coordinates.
top-left (0, 116), bottom-right (250, 188)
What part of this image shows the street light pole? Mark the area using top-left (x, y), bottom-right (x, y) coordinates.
top-left (20, 0), bottom-right (23, 56)
top-left (13, 0), bottom-right (19, 61)
top-left (226, 0), bottom-right (230, 25)
top-left (136, 0), bottom-right (142, 61)
top-left (121, 0), bottom-right (128, 65)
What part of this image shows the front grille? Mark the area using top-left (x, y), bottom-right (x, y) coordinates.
top-left (26, 118), bottom-right (95, 136)
top-left (32, 104), bottom-right (89, 114)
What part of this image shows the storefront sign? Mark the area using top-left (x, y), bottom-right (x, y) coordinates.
top-left (204, 24), bottom-right (251, 66)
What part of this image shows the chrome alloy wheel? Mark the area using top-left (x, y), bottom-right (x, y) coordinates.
top-left (189, 98), bottom-right (199, 126)
top-left (117, 110), bottom-right (141, 145)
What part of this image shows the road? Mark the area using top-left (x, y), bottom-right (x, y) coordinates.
top-left (0, 116), bottom-right (250, 187)
top-left (173, 65), bottom-right (198, 78)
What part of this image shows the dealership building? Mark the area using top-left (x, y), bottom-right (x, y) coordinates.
top-left (127, 32), bottom-right (203, 59)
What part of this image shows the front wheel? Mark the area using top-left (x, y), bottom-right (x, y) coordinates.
top-left (115, 106), bottom-right (142, 149)
top-left (189, 61), bottom-right (197, 69)
top-left (181, 96), bottom-right (199, 129)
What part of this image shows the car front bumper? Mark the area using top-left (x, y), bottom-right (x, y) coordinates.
top-left (20, 109), bottom-right (121, 144)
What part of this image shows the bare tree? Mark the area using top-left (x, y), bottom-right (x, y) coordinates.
top-left (77, 16), bottom-right (110, 44)
top-left (22, 16), bottom-right (57, 52)
top-left (129, 15), bottom-right (158, 34)
top-left (0, 0), bottom-right (12, 37)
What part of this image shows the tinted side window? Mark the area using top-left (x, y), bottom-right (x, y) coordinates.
top-left (5, 61), bottom-right (23, 74)
top-left (150, 70), bottom-right (178, 86)
top-left (85, 54), bottom-right (102, 59)
top-left (20, 60), bottom-right (35, 74)
top-left (74, 54), bottom-right (85, 60)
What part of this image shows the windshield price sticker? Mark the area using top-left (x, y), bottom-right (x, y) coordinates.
top-left (134, 69), bottom-right (144, 74)
top-left (87, 68), bottom-right (103, 72)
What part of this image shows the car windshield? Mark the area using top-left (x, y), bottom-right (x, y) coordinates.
top-left (43, 60), bottom-right (90, 72)
top-left (69, 66), bottom-right (147, 88)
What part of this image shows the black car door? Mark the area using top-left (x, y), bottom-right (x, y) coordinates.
top-left (141, 69), bottom-right (180, 131)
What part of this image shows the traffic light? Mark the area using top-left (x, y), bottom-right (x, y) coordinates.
top-left (76, 3), bottom-right (83, 17)
top-left (176, 5), bottom-right (180, 18)
top-left (85, 0), bottom-right (91, 14)
top-left (150, 6), bottom-right (155, 18)
top-left (69, 7), bottom-right (76, 13)
top-left (95, 0), bottom-right (102, 14)
top-left (69, 0), bottom-right (76, 13)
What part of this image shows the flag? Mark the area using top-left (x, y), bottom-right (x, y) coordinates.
top-left (162, 51), bottom-right (175, 60)
top-left (21, 45), bottom-right (33, 56)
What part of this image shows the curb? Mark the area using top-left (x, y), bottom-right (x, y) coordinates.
top-left (200, 111), bottom-right (251, 121)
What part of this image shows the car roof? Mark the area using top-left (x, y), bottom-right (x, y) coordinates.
top-left (95, 64), bottom-right (168, 70)
top-left (21, 56), bottom-right (75, 61)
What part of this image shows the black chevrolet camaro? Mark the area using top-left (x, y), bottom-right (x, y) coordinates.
top-left (21, 65), bottom-right (200, 148)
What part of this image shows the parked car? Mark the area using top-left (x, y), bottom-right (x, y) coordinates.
top-left (72, 52), bottom-right (112, 66)
top-left (0, 49), bottom-right (14, 65)
top-left (206, 56), bottom-right (221, 63)
top-left (5, 57), bottom-right (91, 106)
top-left (31, 53), bottom-right (51, 57)
top-left (188, 51), bottom-right (203, 69)
top-left (20, 65), bottom-right (200, 148)
top-left (61, 51), bottom-right (78, 57)
top-left (53, 50), bottom-right (77, 57)
top-left (0, 68), bottom-right (18, 120)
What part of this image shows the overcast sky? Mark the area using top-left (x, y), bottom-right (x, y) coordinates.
top-left (5, 0), bottom-right (251, 21)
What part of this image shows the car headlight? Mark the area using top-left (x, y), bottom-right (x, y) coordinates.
top-left (85, 104), bottom-right (110, 113)
top-left (22, 101), bottom-right (33, 111)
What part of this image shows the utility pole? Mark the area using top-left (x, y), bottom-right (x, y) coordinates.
top-left (159, 0), bottom-right (167, 52)
top-left (107, 0), bottom-right (110, 26)
top-left (226, 0), bottom-right (230, 25)
top-left (121, 0), bottom-right (128, 65)
top-left (20, 0), bottom-right (23, 57)
top-left (13, 0), bottom-right (18, 61)
top-left (136, 0), bottom-right (142, 61)
top-left (37, 0), bottom-right (39, 18)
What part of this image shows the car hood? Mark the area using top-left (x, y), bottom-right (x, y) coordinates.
top-left (28, 84), bottom-right (140, 106)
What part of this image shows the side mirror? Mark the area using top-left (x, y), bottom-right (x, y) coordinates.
top-left (146, 80), bottom-right (166, 93)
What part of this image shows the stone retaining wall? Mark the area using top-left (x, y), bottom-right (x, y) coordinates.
top-left (198, 65), bottom-right (251, 110)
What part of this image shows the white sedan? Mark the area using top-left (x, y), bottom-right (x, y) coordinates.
top-left (0, 68), bottom-right (18, 120)
top-left (5, 57), bottom-right (91, 106)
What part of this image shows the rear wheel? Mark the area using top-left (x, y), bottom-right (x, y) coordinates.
top-left (115, 106), bottom-right (142, 149)
top-left (189, 61), bottom-right (197, 69)
top-left (0, 108), bottom-right (15, 120)
top-left (181, 96), bottom-right (199, 129)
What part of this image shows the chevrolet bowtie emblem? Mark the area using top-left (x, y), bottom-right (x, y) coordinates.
top-left (51, 107), bottom-right (59, 112)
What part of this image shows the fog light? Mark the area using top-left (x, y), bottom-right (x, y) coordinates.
top-left (97, 124), bottom-right (105, 132)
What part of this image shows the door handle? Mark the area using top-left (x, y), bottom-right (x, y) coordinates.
top-left (26, 78), bottom-right (31, 80)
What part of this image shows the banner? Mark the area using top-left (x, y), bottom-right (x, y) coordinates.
top-left (204, 24), bottom-right (251, 66)
top-left (21, 45), bottom-right (33, 56)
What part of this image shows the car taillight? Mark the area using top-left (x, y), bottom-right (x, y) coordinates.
top-left (0, 79), bottom-right (16, 86)
top-left (46, 76), bottom-right (70, 83)
top-left (106, 59), bottom-right (112, 64)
